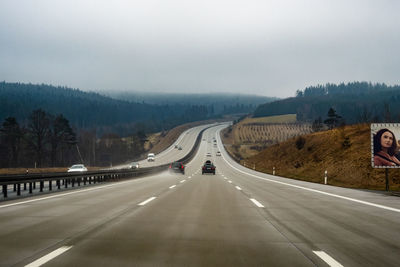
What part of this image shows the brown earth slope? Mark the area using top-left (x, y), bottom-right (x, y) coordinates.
top-left (223, 123), bottom-right (400, 191)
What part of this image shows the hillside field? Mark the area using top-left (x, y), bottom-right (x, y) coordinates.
top-left (223, 114), bottom-right (312, 159)
top-left (223, 122), bottom-right (400, 191)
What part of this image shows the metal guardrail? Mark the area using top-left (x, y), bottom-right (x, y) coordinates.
top-left (0, 125), bottom-right (209, 200)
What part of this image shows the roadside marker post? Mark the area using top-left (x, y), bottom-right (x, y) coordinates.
top-left (324, 170), bottom-right (328, 185)
top-left (273, 167), bottom-right (275, 176)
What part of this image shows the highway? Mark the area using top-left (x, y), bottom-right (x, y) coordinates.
top-left (0, 124), bottom-right (399, 266)
top-left (112, 123), bottom-right (215, 169)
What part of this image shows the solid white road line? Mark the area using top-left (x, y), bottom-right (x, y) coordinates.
top-left (235, 186), bottom-right (242, 191)
top-left (138, 197), bottom-right (156, 206)
top-left (216, 128), bottom-right (400, 214)
top-left (169, 185), bottom-right (176, 189)
top-left (180, 180), bottom-right (186, 183)
top-left (250, 198), bottom-right (264, 208)
top-left (25, 246), bottom-right (72, 267)
top-left (313, 251), bottom-right (344, 267)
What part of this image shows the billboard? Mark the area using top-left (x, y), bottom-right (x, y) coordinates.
top-left (371, 123), bottom-right (400, 168)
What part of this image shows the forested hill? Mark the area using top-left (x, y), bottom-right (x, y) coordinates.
top-left (0, 82), bottom-right (269, 135)
top-left (253, 82), bottom-right (400, 123)
top-left (106, 91), bottom-right (276, 114)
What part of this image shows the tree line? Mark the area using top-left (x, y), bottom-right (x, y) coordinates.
top-left (0, 109), bottom-right (76, 168)
top-left (254, 82), bottom-right (400, 124)
top-left (0, 109), bottom-right (149, 168)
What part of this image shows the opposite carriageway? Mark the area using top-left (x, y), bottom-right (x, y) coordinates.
top-left (0, 124), bottom-right (213, 200)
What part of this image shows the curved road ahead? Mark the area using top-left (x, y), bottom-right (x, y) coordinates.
top-left (0, 125), bottom-right (399, 266)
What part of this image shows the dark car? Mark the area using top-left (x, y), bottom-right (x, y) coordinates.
top-left (202, 160), bottom-right (215, 175)
top-left (169, 161), bottom-right (185, 174)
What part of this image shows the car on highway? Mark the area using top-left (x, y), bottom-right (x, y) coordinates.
top-left (129, 162), bottom-right (139, 169)
top-left (169, 161), bottom-right (185, 174)
top-left (178, 146), bottom-right (182, 150)
top-left (202, 160), bottom-right (215, 175)
top-left (216, 151), bottom-right (221, 156)
top-left (206, 152), bottom-right (211, 157)
top-left (67, 164), bottom-right (88, 172)
top-left (147, 153), bottom-right (155, 162)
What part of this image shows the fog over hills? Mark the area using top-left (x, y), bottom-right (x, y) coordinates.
top-left (0, 82), bottom-right (275, 136)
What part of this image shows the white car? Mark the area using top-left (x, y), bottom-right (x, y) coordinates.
top-left (216, 151), bottom-right (221, 156)
top-left (67, 164), bottom-right (88, 172)
top-left (147, 153), bottom-right (155, 162)
top-left (206, 152), bottom-right (212, 157)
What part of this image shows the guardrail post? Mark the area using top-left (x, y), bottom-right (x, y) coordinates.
top-left (65, 179), bottom-right (68, 188)
top-left (24, 183), bottom-right (27, 191)
top-left (40, 181), bottom-right (44, 192)
top-left (17, 183), bottom-right (21, 196)
top-left (49, 180), bottom-right (52, 191)
top-left (33, 182), bottom-right (36, 189)
top-left (29, 182), bottom-right (33, 194)
top-left (84, 177), bottom-right (86, 185)
top-left (57, 180), bottom-right (60, 189)
top-left (13, 184), bottom-right (16, 192)
top-left (72, 179), bottom-right (75, 187)
top-left (2, 185), bottom-right (7, 198)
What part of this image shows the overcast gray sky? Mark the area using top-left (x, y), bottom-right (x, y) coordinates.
top-left (0, 0), bottom-right (399, 97)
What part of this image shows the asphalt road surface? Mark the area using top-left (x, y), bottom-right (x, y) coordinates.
top-left (0, 125), bottom-right (399, 266)
top-left (112, 123), bottom-right (217, 169)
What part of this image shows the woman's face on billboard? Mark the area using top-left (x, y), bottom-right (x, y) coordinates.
top-left (381, 131), bottom-right (393, 149)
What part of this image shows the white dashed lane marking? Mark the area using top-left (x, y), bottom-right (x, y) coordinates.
top-left (250, 198), bottom-right (264, 208)
top-left (138, 197), bottom-right (156, 206)
top-left (25, 246), bottom-right (72, 267)
top-left (313, 251), bottom-right (344, 267)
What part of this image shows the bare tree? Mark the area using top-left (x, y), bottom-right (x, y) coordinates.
top-left (0, 117), bottom-right (23, 167)
top-left (27, 109), bottom-right (50, 167)
top-left (49, 114), bottom-right (76, 166)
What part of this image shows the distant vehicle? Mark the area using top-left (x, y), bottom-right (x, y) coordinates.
top-left (202, 160), bottom-right (215, 175)
top-left (169, 161), bottom-right (185, 174)
top-left (174, 145), bottom-right (178, 148)
top-left (129, 162), bottom-right (139, 169)
top-left (206, 152), bottom-right (212, 157)
top-left (216, 151), bottom-right (221, 156)
top-left (178, 146), bottom-right (182, 150)
top-left (67, 164), bottom-right (87, 172)
top-left (147, 153), bottom-right (155, 162)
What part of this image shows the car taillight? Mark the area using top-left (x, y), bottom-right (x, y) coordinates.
top-left (181, 166), bottom-right (184, 169)
top-left (169, 165), bottom-right (171, 168)
top-left (211, 167), bottom-right (215, 170)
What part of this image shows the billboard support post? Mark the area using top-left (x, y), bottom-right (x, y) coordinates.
top-left (385, 169), bottom-right (389, 191)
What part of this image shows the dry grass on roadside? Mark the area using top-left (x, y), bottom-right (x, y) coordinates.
top-left (222, 121), bottom-right (400, 191)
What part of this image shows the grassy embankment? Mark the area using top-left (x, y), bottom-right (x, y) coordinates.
top-left (222, 115), bottom-right (400, 191)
